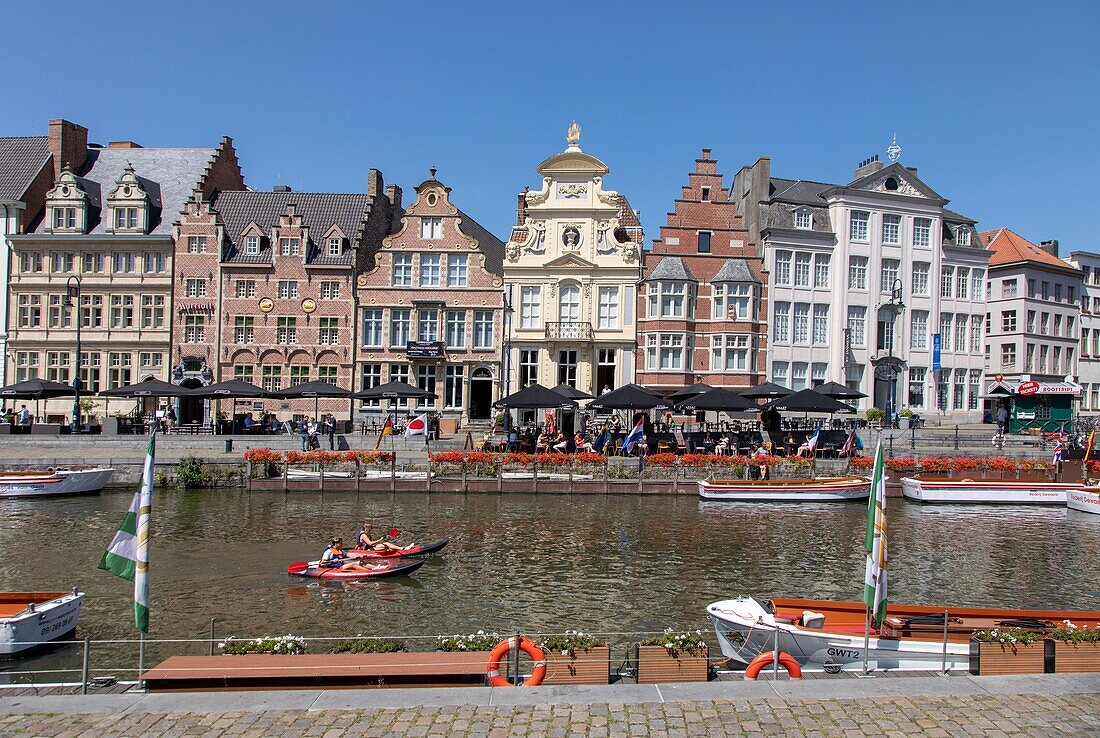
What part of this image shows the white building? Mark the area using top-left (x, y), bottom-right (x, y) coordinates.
top-left (1065, 250), bottom-right (1100, 413)
top-left (501, 126), bottom-right (643, 397)
top-left (734, 147), bottom-right (989, 420)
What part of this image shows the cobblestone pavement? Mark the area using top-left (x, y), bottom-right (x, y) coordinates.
top-left (2, 692), bottom-right (1099, 737)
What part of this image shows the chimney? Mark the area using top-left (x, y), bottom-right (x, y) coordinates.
top-left (47, 119), bottom-right (88, 178)
top-left (854, 154), bottom-right (884, 180)
top-left (385, 184), bottom-right (403, 211)
top-left (367, 168), bottom-right (383, 198)
top-left (906, 166), bottom-right (919, 177)
top-left (516, 191), bottom-right (528, 226)
top-left (701, 148), bottom-right (711, 160)
top-left (1039, 239), bottom-right (1060, 257)
top-left (108, 140), bottom-right (142, 149)
top-left (273, 184), bottom-right (292, 192)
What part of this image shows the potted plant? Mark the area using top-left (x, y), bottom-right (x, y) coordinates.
top-left (219, 634), bottom-right (307, 655)
top-left (537, 630), bottom-right (610, 685)
top-left (969, 628), bottom-right (1050, 675)
top-left (897, 408), bottom-right (915, 430)
top-left (637, 628), bottom-right (709, 683)
top-left (436, 631), bottom-right (500, 654)
top-left (865, 407), bottom-right (886, 428)
top-left (1047, 622), bottom-right (1100, 672)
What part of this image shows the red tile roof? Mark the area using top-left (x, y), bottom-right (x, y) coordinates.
top-left (982, 228), bottom-right (1071, 270)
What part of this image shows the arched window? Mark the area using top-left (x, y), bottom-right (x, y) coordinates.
top-left (559, 283), bottom-right (580, 323)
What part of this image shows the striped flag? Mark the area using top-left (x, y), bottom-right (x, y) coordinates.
top-left (1053, 423), bottom-right (1066, 465)
top-left (375, 417), bottom-right (393, 449)
top-left (99, 431), bottom-right (155, 633)
top-left (1085, 427), bottom-right (1096, 464)
top-left (622, 418), bottom-right (645, 453)
top-left (804, 425), bottom-right (821, 456)
top-left (839, 430), bottom-right (856, 457)
top-left (863, 438), bottom-right (888, 628)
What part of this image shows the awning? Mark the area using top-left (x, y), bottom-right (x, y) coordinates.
top-left (983, 380), bottom-right (1081, 397)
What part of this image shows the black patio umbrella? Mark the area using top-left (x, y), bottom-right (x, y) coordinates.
top-left (668, 383), bottom-right (716, 402)
top-left (271, 381), bottom-right (351, 399)
top-left (494, 383), bottom-right (577, 410)
top-left (352, 380), bottom-right (435, 401)
top-left (760, 389), bottom-right (857, 414)
top-left (815, 381), bottom-right (868, 400)
top-left (588, 383), bottom-right (667, 411)
top-left (551, 384), bottom-right (594, 401)
top-left (0, 378), bottom-right (77, 400)
top-left (98, 377), bottom-right (191, 398)
top-left (184, 379), bottom-right (268, 398)
top-left (739, 382), bottom-right (793, 400)
top-left (676, 387), bottom-right (758, 413)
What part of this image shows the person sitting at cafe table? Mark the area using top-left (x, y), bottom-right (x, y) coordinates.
top-left (574, 430), bottom-right (595, 453)
top-left (552, 430), bottom-right (569, 452)
top-left (714, 435), bottom-right (731, 455)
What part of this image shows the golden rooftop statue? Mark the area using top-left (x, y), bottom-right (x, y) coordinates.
top-left (567, 121), bottom-right (581, 145)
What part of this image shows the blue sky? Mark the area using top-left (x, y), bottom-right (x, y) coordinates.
top-left (3, 1), bottom-right (1097, 249)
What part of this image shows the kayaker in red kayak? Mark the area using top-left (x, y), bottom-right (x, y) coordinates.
top-left (321, 538), bottom-right (383, 572)
top-left (357, 524), bottom-right (408, 552)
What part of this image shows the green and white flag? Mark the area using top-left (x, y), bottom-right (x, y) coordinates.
top-left (863, 438), bottom-right (888, 627)
top-left (99, 431), bottom-right (155, 632)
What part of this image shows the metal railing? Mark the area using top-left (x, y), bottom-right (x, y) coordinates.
top-left (545, 322), bottom-right (593, 341)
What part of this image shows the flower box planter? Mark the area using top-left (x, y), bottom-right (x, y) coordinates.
top-left (636, 645), bottom-right (709, 683)
top-left (1052, 641), bottom-right (1100, 673)
top-left (969, 639), bottom-right (1052, 675)
top-left (542, 645), bottom-right (610, 685)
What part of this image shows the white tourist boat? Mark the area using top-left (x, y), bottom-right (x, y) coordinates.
top-left (900, 476), bottom-right (1087, 504)
top-left (1067, 487), bottom-right (1100, 514)
top-left (0, 468), bottom-right (115, 498)
top-left (708, 596), bottom-right (1100, 673)
top-left (0, 590), bottom-right (84, 656)
top-left (698, 476), bottom-right (870, 502)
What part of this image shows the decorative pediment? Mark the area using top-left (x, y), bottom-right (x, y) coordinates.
top-left (45, 165), bottom-right (89, 233)
top-left (46, 165), bottom-right (87, 204)
top-left (847, 162), bottom-right (945, 201)
top-left (106, 163), bottom-right (150, 233)
top-left (240, 221), bottom-right (264, 238)
top-left (107, 163), bottom-right (149, 204)
top-left (543, 252), bottom-right (597, 270)
top-left (323, 224), bottom-right (348, 241)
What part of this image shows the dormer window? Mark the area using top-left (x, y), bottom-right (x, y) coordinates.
top-left (795, 210), bottom-right (812, 230)
top-left (327, 237), bottom-right (342, 256)
top-left (53, 208), bottom-right (76, 230)
top-left (245, 236), bottom-right (260, 255)
top-left (114, 207), bottom-right (139, 230)
top-left (279, 238), bottom-right (300, 256)
top-left (956, 227), bottom-right (971, 246)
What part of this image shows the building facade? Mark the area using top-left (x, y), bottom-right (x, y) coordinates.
top-left (0, 131), bottom-right (52, 388)
top-left (734, 149), bottom-right (989, 420)
top-left (502, 126), bottom-right (643, 398)
top-left (356, 170), bottom-right (505, 426)
top-left (1065, 250), bottom-right (1100, 413)
top-left (982, 229), bottom-right (1082, 430)
top-left (636, 149), bottom-right (766, 393)
top-left (172, 171), bottom-right (399, 425)
top-left (7, 120), bottom-right (244, 421)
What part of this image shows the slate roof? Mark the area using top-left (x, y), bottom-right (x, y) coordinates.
top-left (644, 256), bottom-right (696, 282)
top-left (942, 208), bottom-right (977, 225)
top-left (711, 258), bottom-right (760, 283)
top-left (457, 208), bottom-right (505, 276)
top-left (25, 146), bottom-right (217, 236)
top-left (0, 136), bottom-right (50, 202)
top-left (982, 228), bottom-right (1077, 271)
top-left (768, 178), bottom-right (832, 206)
top-left (212, 191), bottom-right (371, 264)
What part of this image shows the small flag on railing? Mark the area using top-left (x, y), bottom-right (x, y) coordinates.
top-left (375, 417), bottom-right (393, 449)
top-left (622, 418), bottom-right (645, 453)
top-left (839, 430), bottom-right (856, 457)
top-left (863, 439), bottom-right (888, 628)
top-left (1085, 427), bottom-right (1096, 464)
top-left (404, 413), bottom-right (428, 438)
top-left (1053, 423), bottom-right (1066, 465)
top-left (99, 431), bottom-right (155, 633)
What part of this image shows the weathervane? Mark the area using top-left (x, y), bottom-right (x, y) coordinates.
top-left (567, 121), bottom-right (581, 147)
top-left (886, 134), bottom-right (901, 163)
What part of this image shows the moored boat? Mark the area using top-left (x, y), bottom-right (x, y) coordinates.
top-left (708, 596), bottom-right (1100, 672)
top-left (900, 476), bottom-right (1087, 504)
top-left (286, 559), bottom-right (425, 580)
top-left (1067, 487), bottom-right (1100, 514)
top-left (0, 468), bottom-right (115, 498)
top-left (698, 476), bottom-right (870, 502)
top-left (1, 590), bottom-right (84, 657)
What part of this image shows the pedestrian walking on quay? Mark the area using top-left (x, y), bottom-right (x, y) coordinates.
top-left (325, 414), bottom-right (337, 450)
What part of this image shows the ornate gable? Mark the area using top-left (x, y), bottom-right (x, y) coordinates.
top-left (45, 165), bottom-right (89, 233)
top-left (106, 163), bottom-right (150, 233)
top-left (847, 162), bottom-right (945, 202)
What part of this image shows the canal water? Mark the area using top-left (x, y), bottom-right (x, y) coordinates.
top-left (3, 488), bottom-right (1099, 680)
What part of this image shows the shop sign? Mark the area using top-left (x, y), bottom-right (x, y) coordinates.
top-left (406, 341), bottom-right (444, 359)
top-left (1018, 381), bottom-right (1040, 396)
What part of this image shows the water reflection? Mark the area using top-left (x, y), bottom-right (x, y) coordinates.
top-left (2, 488), bottom-right (1098, 678)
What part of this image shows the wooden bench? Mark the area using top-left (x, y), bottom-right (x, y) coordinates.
top-left (141, 652), bottom-right (489, 692)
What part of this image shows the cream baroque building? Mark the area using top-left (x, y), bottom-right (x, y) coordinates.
top-left (502, 126), bottom-right (643, 397)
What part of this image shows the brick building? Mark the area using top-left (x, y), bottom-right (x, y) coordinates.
top-left (6, 119), bottom-right (243, 422)
top-left (356, 170), bottom-right (505, 426)
top-left (172, 171), bottom-right (400, 426)
top-left (636, 149), bottom-right (766, 393)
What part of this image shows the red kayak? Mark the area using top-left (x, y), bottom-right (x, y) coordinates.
top-left (286, 559), bottom-right (425, 579)
top-left (347, 539), bottom-right (449, 560)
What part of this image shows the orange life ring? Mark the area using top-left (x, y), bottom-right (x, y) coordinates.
top-left (743, 650), bottom-right (802, 680)
top-left (486, 636), bottom-right (546, 687)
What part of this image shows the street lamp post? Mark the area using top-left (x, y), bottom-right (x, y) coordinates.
top-left (66, 276), bottom-right (82, 432)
